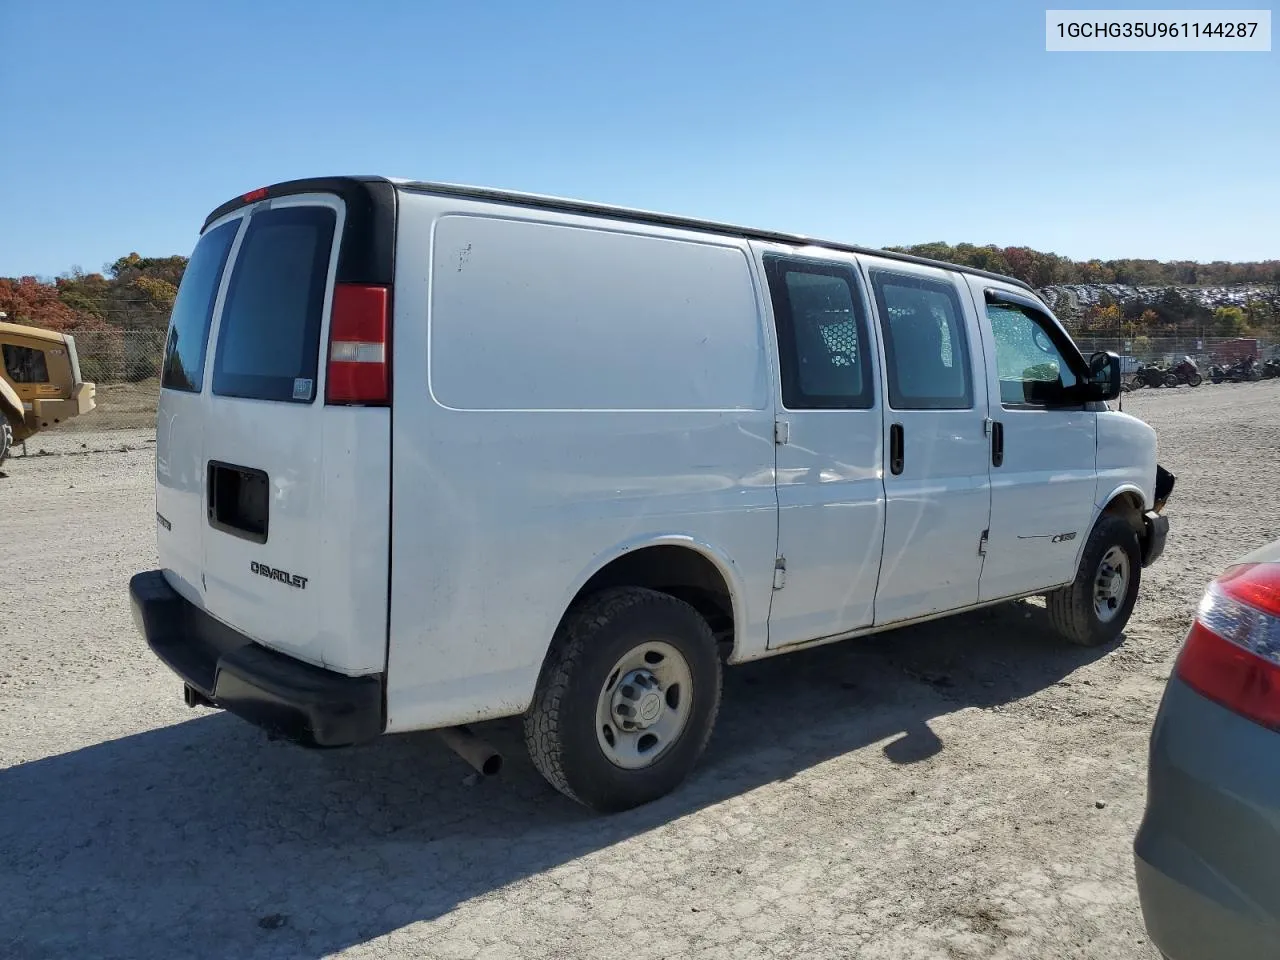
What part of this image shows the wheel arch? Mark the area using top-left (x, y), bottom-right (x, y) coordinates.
top-left (1073, 485), bottom-right (1147, 573)
top-left (1101, 486), bottom-right (1146, 523)
top-left (549, 535), bottom-right (745, 663)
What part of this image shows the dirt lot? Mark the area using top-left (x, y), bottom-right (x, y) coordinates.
top-left (3, 382), bottom-right (1278, 960)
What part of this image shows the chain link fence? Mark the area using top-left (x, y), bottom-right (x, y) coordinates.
top-left (1070, 335), bottom-right (1277, 372)
top-left (65, 329), bottom-right (165, 432)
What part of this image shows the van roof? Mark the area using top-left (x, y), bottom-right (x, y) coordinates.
top-left (203, 175), bottom-right (1038, 296)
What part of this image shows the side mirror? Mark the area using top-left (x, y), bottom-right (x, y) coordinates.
top-left (1083, 351), bottom-right (1122, 401)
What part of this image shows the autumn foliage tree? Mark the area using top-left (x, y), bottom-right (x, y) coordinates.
top-left (0, 276), bottom-right (111, 332)
top-left (0, 252), bottom-right (184, 334)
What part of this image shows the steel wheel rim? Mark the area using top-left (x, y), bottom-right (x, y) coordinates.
top-left (1093, 545), bottom-right (1130, 623)
top-left (595, 640), bottom-right (693, 770)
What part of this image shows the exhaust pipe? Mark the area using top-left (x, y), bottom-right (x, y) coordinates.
top-left (183, 684), bottom-right (215, 709)
top-left (438, 726), bottom-right (503, 777)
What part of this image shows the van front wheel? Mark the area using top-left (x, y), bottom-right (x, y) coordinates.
top-left (1045, 514), bottom-right (1141, 647)
top-left (523, 587), bottom-right (722, 813)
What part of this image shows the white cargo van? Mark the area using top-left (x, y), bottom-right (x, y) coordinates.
top-left (132, 176), bottom-right (1173, 811)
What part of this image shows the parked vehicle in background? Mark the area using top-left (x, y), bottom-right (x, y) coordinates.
top-left (0, 320), bottom-right (97, 464)
top-left (1169, 356), bottom-right (1202, 387)
top-left (1135, 541), bottom-right (1280, 960)
top-left (1131, 362), bottom-right (1177, 390)
top-left (1210, 356), bottom-right (1262, 384)
top-left (1211, 338), bottom-right (1260, 367)
top-left (1262, 358), bottom-right (1280, 379)
top-left (130, 176), bottom-right (1172, 812)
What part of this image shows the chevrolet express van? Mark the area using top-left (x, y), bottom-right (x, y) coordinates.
top-left (130, 177), bottom-right (1172, 811)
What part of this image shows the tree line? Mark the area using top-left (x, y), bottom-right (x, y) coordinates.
top-left (0, 253), bottom-right (182, 334)
top-left (888, 242), bottom-right (1280, 290)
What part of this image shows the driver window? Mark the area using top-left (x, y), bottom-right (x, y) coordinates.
top-left (986, 303), bottom-right (1079, 406)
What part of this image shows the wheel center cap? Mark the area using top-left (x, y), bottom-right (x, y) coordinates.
top-left (637, 692), bottom-right (663, 724)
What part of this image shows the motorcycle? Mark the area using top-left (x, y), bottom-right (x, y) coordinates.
top-left (1262, 358), bottom-right (1280, 379)
top-left (1129, 363), bottom-right (1176, 390)
top-left (1210, 356), bottom-right (1262, 384)
top-left (1169, 356), bottom-right (1202, 387)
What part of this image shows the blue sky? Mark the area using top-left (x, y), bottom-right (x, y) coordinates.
top-left (2, 0), bottom-right (1276, 277)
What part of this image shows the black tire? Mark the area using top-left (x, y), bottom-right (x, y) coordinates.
top-left (1045, 514), bottom-right (1141, 647)
top-left (1162, 373), bottom-right (1179, 388)
top-left (0, 410), bottom-right (12, 466)
top-left (1187, 373), bottom-right (1202, 387)
top-left (523, 587), bottom-right (722, 812)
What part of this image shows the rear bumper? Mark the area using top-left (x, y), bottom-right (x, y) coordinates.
top-left (130, 570), bottom-right (384, 747)
top-left (29, 384), bottom-right (96, 425)
top-left (1134, 676), bottom-right (1280, 960)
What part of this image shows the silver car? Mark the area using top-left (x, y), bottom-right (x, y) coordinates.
top-left (1135, 539), bottom-right (1280, 959)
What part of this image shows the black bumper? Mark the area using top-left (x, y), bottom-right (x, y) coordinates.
top-left (1141, 463), bottom-right (1175, 567)
top-left (130, 570), bottom-right (384, 747)
top-left (1142, 511), bottom-right (1170, 567)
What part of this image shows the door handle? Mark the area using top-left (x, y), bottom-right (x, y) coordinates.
top-left (889, 423), bottom-right (905, 476)
top-left (991, 420), bottom-right (1004, 468)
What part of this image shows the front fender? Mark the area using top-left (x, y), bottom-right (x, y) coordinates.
top-left (1097, 482), bottom-right (1149, 514)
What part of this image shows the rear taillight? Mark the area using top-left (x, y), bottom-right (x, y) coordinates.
top-left (1176, 563), bottom-right (1280, 730)
top-left (326, 283), bottom-right (390, 405)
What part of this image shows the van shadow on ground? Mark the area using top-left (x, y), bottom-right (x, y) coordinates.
top-left (1, 601), bottom-right (1117, 960)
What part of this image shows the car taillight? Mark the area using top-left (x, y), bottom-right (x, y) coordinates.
top-left (326, 283), bottom-right (390, 405)
top-left (1175, 563), bottom-right (1280, 730)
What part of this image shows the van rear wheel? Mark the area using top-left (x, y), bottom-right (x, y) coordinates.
top-left (523, 587), bottom-right (721, 812)
top-left (1045, 514), bottom-right (1141, 647)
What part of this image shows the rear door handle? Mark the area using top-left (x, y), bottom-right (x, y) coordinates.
top-left (991, 421), bottom-right (1004, 468)
top-left (889, 423), bottom-right (905, 476)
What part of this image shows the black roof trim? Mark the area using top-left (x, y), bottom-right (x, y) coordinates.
top-left (201, 175), bottom-right (1037, 296)
top-left (393, 179), bottom-right (1039, 295)
top-left (202, 177), bottom-right (396, 286)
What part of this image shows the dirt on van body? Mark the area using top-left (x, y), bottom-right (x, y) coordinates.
top-left (2, 382), bottom-right (1278, 960)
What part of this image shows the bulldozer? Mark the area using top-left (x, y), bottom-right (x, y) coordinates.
top-left (1, 320), bottom-right (97, 464)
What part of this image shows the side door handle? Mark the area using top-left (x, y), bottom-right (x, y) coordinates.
top-left (991, 420), bottom-right (1004, 468)
top-left (889, 423), bottom-right (905, 476)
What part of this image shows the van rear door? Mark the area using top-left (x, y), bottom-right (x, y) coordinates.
top-left (155, 213), bottom-right (242, 605)
top-left (192, 184), bottom-right (394, 677)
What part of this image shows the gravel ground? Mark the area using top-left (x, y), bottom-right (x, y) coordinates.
top-left (3, 381), bottom-right (1279, 960)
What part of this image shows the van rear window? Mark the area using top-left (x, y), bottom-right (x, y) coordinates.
top-left (162, 219), bottom-right (239, 392)
top-left (212, 206), bottom-right (336, 403)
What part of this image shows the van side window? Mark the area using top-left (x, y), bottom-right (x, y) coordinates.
top-left (764, 256), bottom-right (873, 410)
top-left (161, 219), bottom-right (240, 392)
top-left (3, 344), bottom-right (49, 383)
top-left (987, 302), bottom-right (1080, 407)
top-left (870, 272), bottom-right (972, 410)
